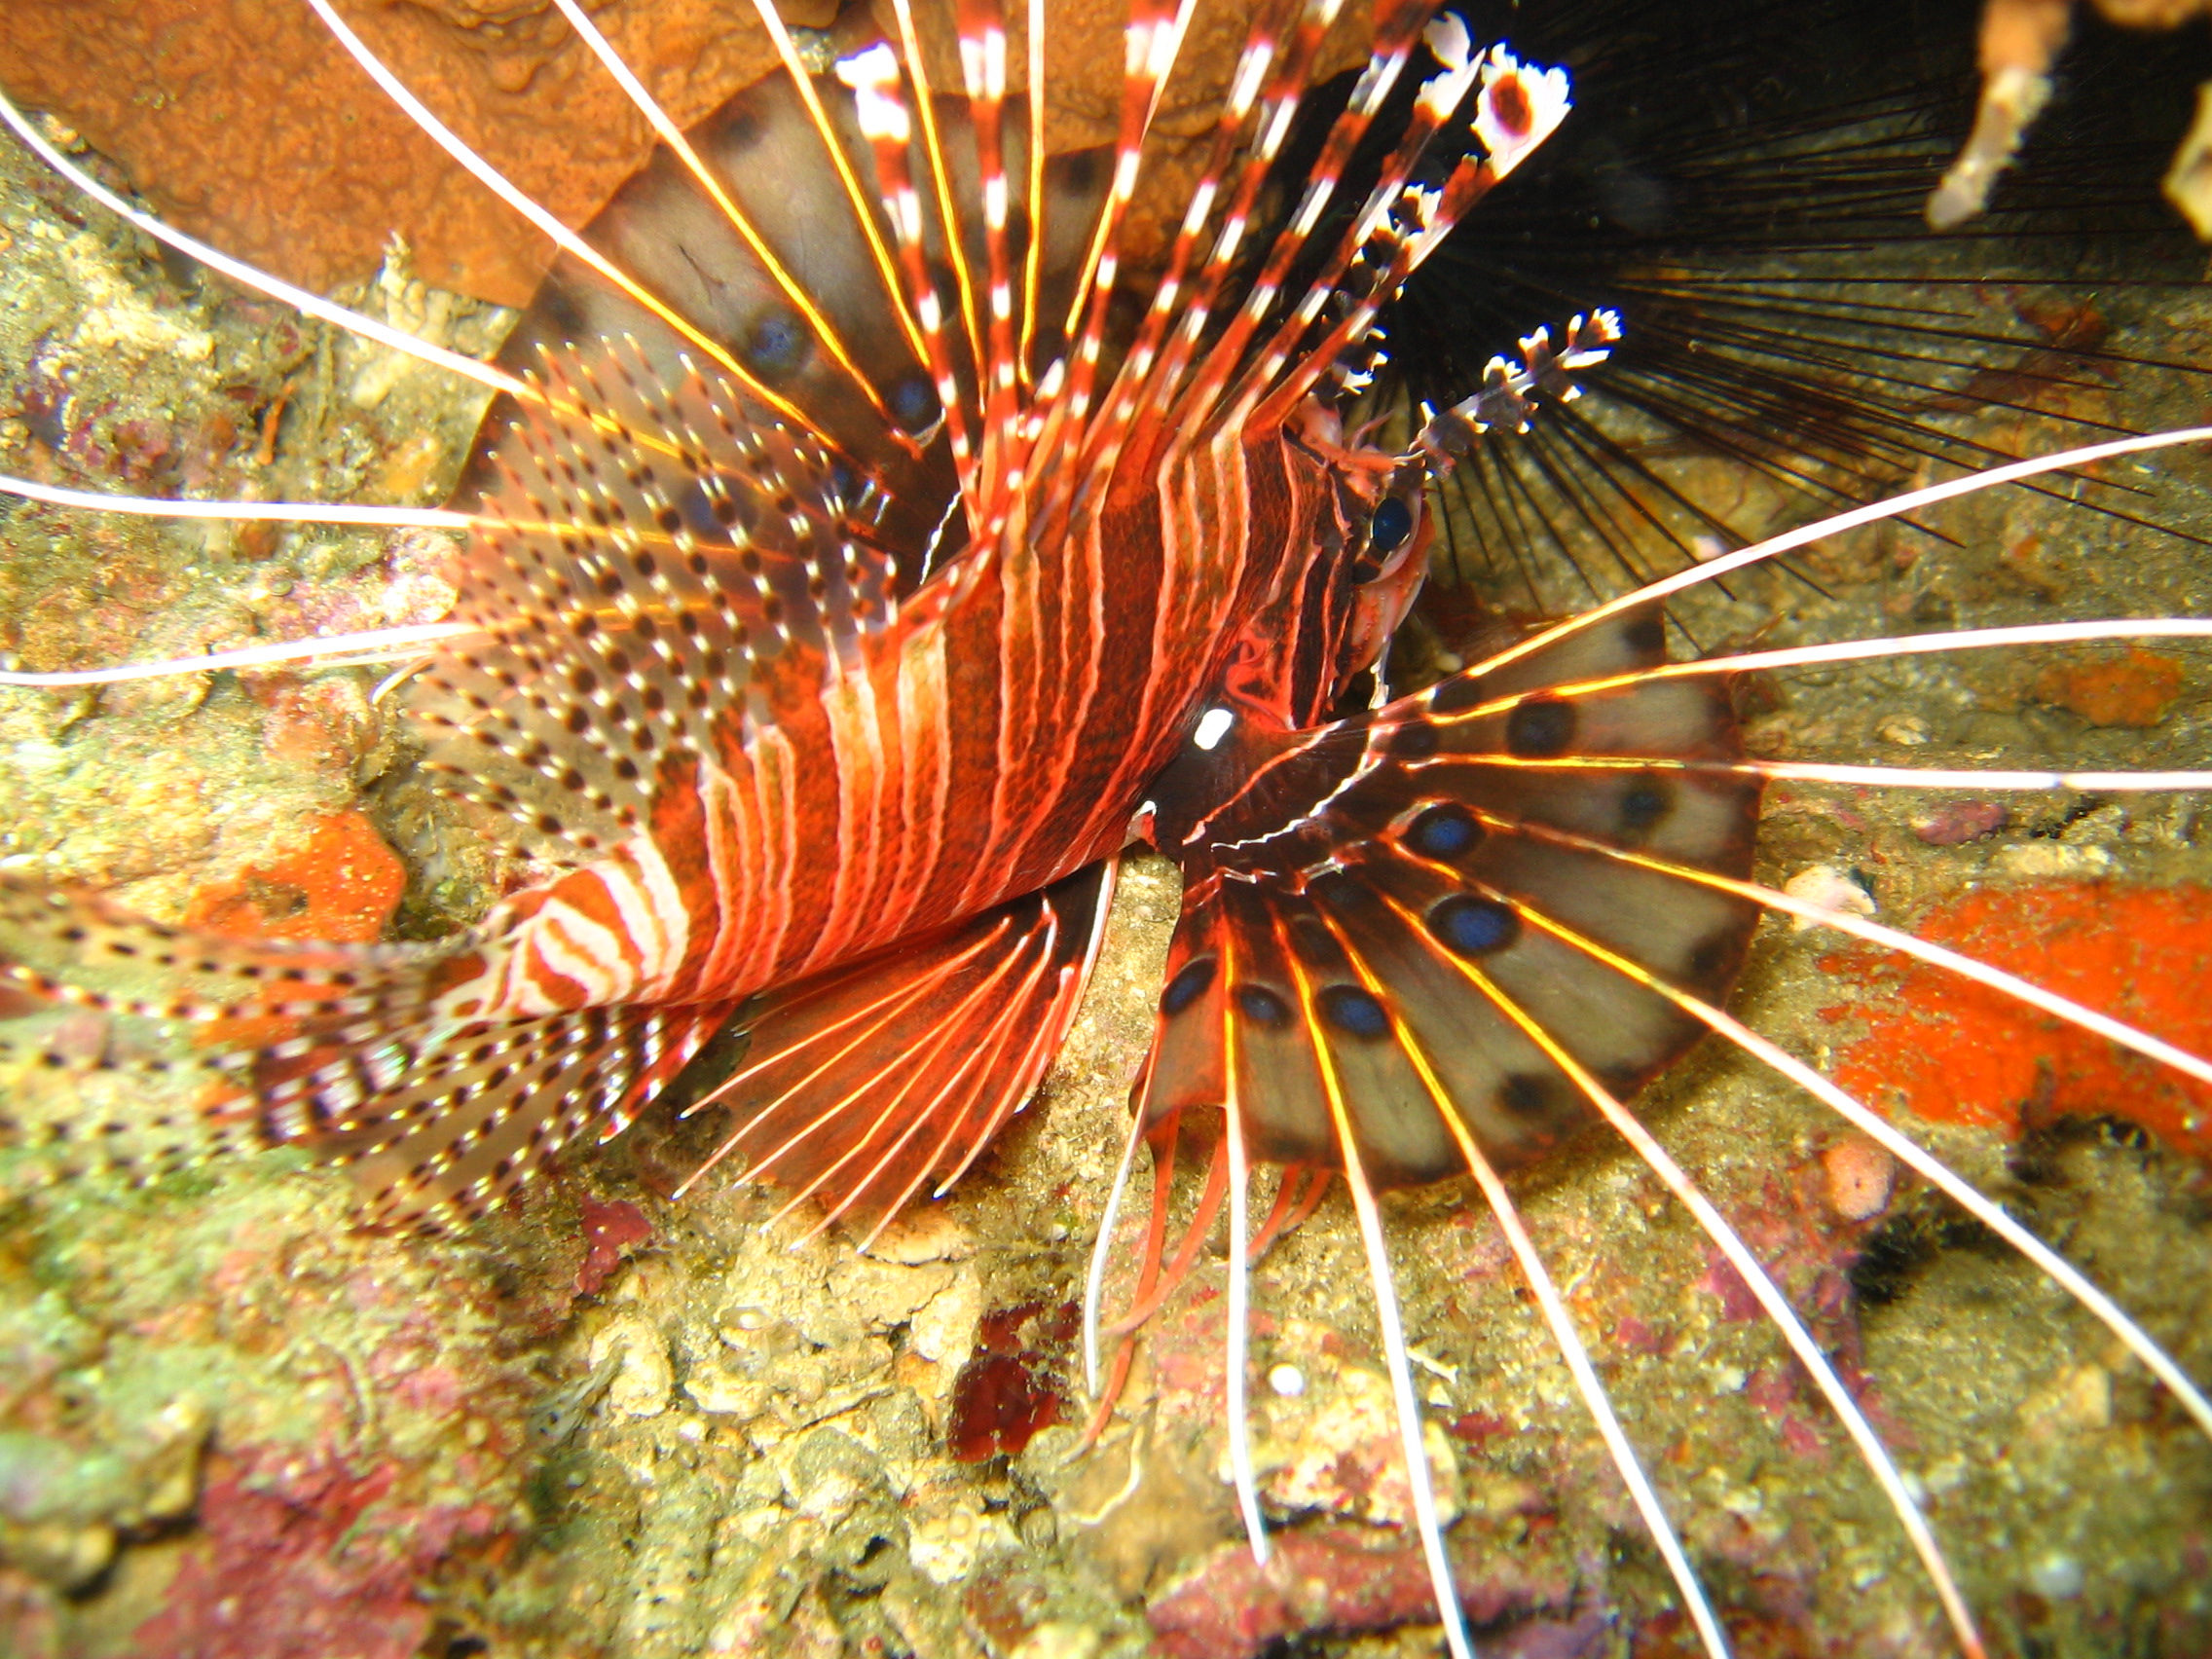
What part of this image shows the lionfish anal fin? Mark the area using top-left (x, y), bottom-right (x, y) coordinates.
top-left (667, 859), bottom-right (1117, 1242)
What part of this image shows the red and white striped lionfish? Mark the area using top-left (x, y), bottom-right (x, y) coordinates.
top-left (0, 0), bottom-right (2209, 1651)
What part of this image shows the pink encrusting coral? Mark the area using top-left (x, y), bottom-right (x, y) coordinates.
top-left (573, 1197), bottom-right (653, 1298)
top-left (129, 1450), bottom-right (504, 1659)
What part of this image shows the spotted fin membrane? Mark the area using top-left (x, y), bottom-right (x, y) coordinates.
top-left (0, 0), bottom-right (2209, 1652)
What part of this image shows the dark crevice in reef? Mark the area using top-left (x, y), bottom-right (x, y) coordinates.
top-left (1848, 1190), bottom-right (2009, 1309)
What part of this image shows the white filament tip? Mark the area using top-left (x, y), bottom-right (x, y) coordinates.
top-left (1474, 48), bottom-right (1572, 180)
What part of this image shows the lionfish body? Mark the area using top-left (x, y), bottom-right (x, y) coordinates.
top-left (156, 3), bottom-right (1613, 1237)
top-left (4, 2), bottom-right (2212, 1653)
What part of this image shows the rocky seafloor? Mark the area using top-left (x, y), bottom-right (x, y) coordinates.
top-left (0, 67), bottom-right (2210, 1659)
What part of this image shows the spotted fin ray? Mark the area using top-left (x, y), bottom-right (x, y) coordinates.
top-left (412, 332), bottom-right (906, 863)
top-left (1138, 604), bottom-right (1763, 1187)
top-left (462, 67), bottom-right (1118, 573)
top-left (0, 868), bottom-right (735, 1223)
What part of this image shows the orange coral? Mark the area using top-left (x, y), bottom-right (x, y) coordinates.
top-left (0, 0), bottom-right (1376, 308)
top-left (184, 811), bottom-right (405, 944)
top-left (1826, 881), bottom-right (2212, 1160)
top-left (2031, 645), bottom-right (2186, 727)
top-left (0, 0), bottom-right (786, 307)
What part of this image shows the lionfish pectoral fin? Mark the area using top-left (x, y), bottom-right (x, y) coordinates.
top-left (1100, 603), bottom-right (1771, 1640)
top-left (671, 859), bottom-right (1116, 1243)
top-left (1141, 603), bottom-right (1765, 1187)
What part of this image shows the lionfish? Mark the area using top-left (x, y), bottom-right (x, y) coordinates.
top-left (0, 0), bottom-right (2207, 1652)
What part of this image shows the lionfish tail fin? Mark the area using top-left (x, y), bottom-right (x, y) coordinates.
top-left (671, 860), bottom-right (1116, 1243)
top-left (0, 872), bottom-right (411, 1183)
top-left (0, 872), bottom-right (729, 1225)
top-left (262, 1001), bottom-right (736, 1230)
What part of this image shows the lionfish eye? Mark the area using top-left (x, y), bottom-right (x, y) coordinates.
top-left (1370, 496), bottom-right (1414, 556)
top-left (1352, 496), bottom-right (1417, 582)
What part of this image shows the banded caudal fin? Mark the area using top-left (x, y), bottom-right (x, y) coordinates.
top-left (0, 873), bottom-right (426, 1024)
top-left (0, 871), bottom-right (729, 1225)
top-left (668, 860), bottom-right (1115, 1244)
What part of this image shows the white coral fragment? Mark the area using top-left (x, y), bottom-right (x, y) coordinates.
top-left (1782, 864), bottom-right (1877, 933)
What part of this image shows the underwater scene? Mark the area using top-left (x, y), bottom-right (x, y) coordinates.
top-left (0, 0), bottom-right (2208, 1654)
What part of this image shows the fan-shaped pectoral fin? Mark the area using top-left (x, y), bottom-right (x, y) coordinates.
top-left (1142, 607), bottom-right (1765, 1189)
top-left (1098, 601), bottom-right (1772, 1623)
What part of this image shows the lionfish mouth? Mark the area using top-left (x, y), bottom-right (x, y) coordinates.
top-left (0, 0), bottom-right (2208, 1654)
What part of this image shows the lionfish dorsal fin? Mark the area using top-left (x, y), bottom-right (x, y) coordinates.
top-left (418, 332), bottom-right (905, 860)
top-left (1253, 24), bottom-right (1572, 418)
top-left (1073, 0), bottom-right (1312, 479)
top-left (1136, 0), bottom-right (1430, 440)
top-left (470, 56), bottom-right (1120, 571)
top-left (1097, 0), bottom-right (1346, 461)
top-left (1215, 0), bottom-right (1444, 399)
top-left (1049, 0), bottom-right (1199, 443)
top-left (837, 40), bottom-right (987, 509)
top-left (1141, 605), bottom-right (1764, 1186)
top-left (949, 0), bottom-right (1025, 508)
